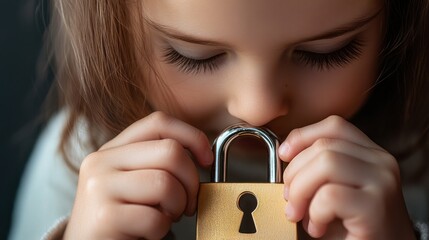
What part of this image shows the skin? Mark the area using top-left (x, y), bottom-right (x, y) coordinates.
top-left (64, 0), bottom-right (416, 239)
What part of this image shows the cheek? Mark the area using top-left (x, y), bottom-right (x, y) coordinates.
top-left (144, 61), bottom-right (228, 130)
top-left (294, 57), bottom-right (378, 121)
top-left (290, 16), bottom-right (382, 123)
top-left (321, 74), bottom-right (373, 118)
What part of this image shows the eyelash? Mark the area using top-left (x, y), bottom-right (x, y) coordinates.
top-left (162, 48), bottom-right (224, 74)
top-left (293, 40), bottom-right (364, 71)
top-left (162, 39), bottom-right (364, 74)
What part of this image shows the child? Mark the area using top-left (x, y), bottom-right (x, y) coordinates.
top-left (9, 0), bottom-right (429, 239)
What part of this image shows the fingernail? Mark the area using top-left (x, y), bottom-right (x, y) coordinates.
top-left (308, 220), bottom-right (318, 237)
top-left (205, 151), bottom-right (214, 166)
top-left (284, 186), bottom-right (289, 200)
top-left (191, 198), bottom-right (196, 213)
top-left (285, 203), bottom-right (295, 221)
top-left (186, 198), bottom-right (197, 216)
top-left (197, 152), bottom-right (211, 168)
top-left (279, 143), bottom-right (290, 157)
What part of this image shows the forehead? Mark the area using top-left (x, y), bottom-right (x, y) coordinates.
top-left (142, 0), bottom-right (382, 46)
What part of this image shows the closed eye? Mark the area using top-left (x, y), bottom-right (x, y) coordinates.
top-left (293, 39), bottom-right (364, 71)
top-left (162, 47), bottom-right (226, 74)
top-left (163, 40), bottom-right (364, 74)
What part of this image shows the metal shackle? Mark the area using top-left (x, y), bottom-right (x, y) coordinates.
top-left (212, 123), bottom-right (282, 183)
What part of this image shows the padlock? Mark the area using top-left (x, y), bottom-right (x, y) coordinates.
top-left (196, 124), bottom-right (297, 239)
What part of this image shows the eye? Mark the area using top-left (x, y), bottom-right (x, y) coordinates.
top-left (293, 39), bottom-right (364, 71)
top-left (162, 47), bottom-right (225, 74)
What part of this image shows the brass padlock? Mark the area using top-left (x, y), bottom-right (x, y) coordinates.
top-left (196, 124), bottom-right (297, 239)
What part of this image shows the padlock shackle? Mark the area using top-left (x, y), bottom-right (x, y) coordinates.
top-left (212, 124), bottom-right (282, 183)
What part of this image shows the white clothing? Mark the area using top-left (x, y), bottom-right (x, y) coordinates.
top-left (8, 113), bottom-right (77, 240)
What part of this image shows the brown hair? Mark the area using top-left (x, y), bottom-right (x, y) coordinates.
top-left (45, 1), bottom-right (154, 169)
top-left (351, 0), bottom-right (429, 181)
top-left (44, 0), bottom-right (429, 176)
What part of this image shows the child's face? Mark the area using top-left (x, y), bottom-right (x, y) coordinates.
top-left (139, 0), bottom-right (383, 140)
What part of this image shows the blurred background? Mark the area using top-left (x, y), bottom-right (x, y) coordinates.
top-left (0, 0), bottom-right (51, 239)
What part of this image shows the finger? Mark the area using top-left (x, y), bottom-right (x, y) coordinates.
top-left (88, 140), bottom-right (199, 215)
top-left (307, 184), bottom-right (372, 239)
top-left (280, 115), bottom-right (382, 162)
top-left (286, 152), bottom-right (377, 222)
top-left (114, 204), bottom-right (172, 240)
top-left (300, 212), bottom-right (311, 235)
top-left (283, 138), bottom-right (394, 186)
top-left (109, 169), bottom-right (188, 219)
top-left (299, 209), bottom-right (346, 239)
top-left (100, 111), bottom-right (213, 166)
top-left (307, 219), bottom-right (346, 240)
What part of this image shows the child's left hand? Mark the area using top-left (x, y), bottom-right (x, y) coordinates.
top-left (280, 115), bottom-right (416, 240)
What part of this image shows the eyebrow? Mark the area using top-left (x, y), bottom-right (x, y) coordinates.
top-left (302, 9), bottom-right (383, 42)
top-left (144, 9), bottom-right (382, 46)
top-left (144, 17), bottom-right (226, 46)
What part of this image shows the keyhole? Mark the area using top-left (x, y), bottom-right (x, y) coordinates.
top-left (237, 191), bottom-right (258, 234)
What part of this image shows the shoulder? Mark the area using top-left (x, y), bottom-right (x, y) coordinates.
top-left (8, 110), bottom-right (91, 240)
top-left (27, 110), bottom-right (93, 168)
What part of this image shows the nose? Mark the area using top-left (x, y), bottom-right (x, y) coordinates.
top-left (227, 65), bottom-right (289, 126)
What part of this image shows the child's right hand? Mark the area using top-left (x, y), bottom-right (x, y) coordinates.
top-left (63, 112), bottom-right (213, 240)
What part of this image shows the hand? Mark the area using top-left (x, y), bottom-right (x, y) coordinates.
top-left (280, 115), bottom-right (416, 240)
top-left (63, 111), bottom-right (213, 240)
